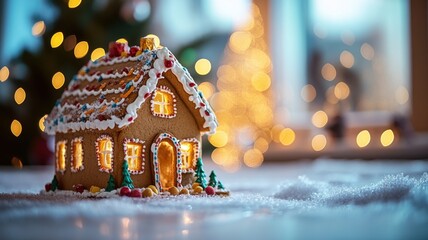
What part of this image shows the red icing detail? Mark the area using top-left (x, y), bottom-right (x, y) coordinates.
top-left (129, 46), bottom-right (139, 57)
top-left (73, 184), bottom-right (85, 193)
top-left (205, 110), bottom-right (210, 116)
top-left (156, 73), bottom-right (161, 78)
top-left (109, 42), bottom-right (127, 58)
top-left (128, 117), bottom-right (133, 122)
top-left (45, 183), bottom-right (52, 192)
top-left (144, 92), bottom-right (151, 99)
top-left (122, 68), bottom-right (129, 74)
top-left (189, 82), bottom-right (196, 87)
top-left (200, 102), bottom-right (206, 107)
top-left (164, 59), bottom-right (174, 68)
top-left (97, 115), bottom-right (107, 121)
top-left (107, 69), bottom-right (114, 74)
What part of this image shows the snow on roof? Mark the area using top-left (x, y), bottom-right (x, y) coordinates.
top-left (44, 40), bottom-right (217, 135)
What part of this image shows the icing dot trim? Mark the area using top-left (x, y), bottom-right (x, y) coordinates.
top-left (150, 85), bottom-right (177, 119)
top-left (123, 138), bottom-right (146, 175)
top-left (56, 140), bottom-right (67, 174)
top-left (70, 137), bottom-right (84, 173)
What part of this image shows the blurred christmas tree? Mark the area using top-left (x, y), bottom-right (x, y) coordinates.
top-left (0, 0), bottom-right (150, 165)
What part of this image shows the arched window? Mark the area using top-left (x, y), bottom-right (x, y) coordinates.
top-left (151, 86), bottom-right (177, 118)
top-left (96, 135), bottom-right (113, 172)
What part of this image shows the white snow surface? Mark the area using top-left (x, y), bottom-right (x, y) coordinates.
top-left (1, 158), bottom-right (428, 240)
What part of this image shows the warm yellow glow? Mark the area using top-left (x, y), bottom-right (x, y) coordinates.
top-left (243, 149), bottom-right (263, 168)
top-left (14, 87), bottom-right (26, 105)
top-left (251, 72), bottom-right (271, 92)
top-left (57, 141), bottom-right (66, 171)
top-left (0, 66), bottom-right (10, 82)
top-left (248, 48), bottom-right (271, 70)
top-left (52, 72), bottom-right (65, 89)
top-left (208, 130), bottom-right (228, 148)
top-left (198, 82), bottom-right (215, 99)
top-left (152, 90), bottom-right (174, 116)
top-left (181, 142), bottom-right (195, 169)
top-left (125, 143), bottom-right (143, 171)
top-left (229, 31), bottom-right (252, 53)
top-left (68, 0), bottom-right (82, 8)
top-left (98, 139), bottom-right (113, 170)
top-left (254, 137), bottom-right (269, 153)
top-left (301, 84), bottom-right (316, 102)
top-left (334, 82), bottom-right (350, 100)
top-left (380, 129), bottom-right (394, 147)
top-left (395, 86), bottom-right (409, 105)
top-left (312, 111), bottom-right (328, 128)
top-left (32, 21), bottom-right (45, 36)
top-left (312, 134), bottom-right (327, 151)
top-left (116, 38), bottom-right (128, 44)
top-left (195, 58), bottom-right (212, 75)
top-left (50, 32), bottom-right (64, 48)
top-left (74, 41), bottom-right (89, 59)
top-left (361, 43), bottom-right (375, 60)
top-left (91, 48), bottom-right (106, 61)
top-left (73, 140), bottom-right (83, 169)
top-left (39, 114), bottom-right (48, 132)
top-left (356, 130), bottom-right (371, 148)
top-left (279, 128), bottom-right (295, 146)
top-left (340, 50), bottom-right (354, 68)
top-left (321, 63), bottom-right (336, 81)
top-left (11, 120), bottom-right (22, 137)
top-left (271, 124), bottom-right (284, 143)
top-left (145, 34), bottom-right (161, 47)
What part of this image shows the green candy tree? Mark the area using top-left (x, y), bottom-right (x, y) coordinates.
top-left (208, 170), bottom-right (218, 188)
top-left (194, 157), bottom-right (207, 189)
top-left (105, 174), bottom-right (116, 192)
top-left (217, 181), bottom-right (225, 190)
top-left (51, 175), bottom-right (59, 191)
top-left (121, 160), bottom-right (134, 189)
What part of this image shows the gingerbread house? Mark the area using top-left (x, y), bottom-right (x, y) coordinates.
top-left (44, 37), bottom-right (217, 191)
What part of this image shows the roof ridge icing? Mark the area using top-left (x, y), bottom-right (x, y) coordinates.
top-left (44, 45), bottom-right (217, 135)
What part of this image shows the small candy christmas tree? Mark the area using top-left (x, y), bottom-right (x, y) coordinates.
top-left (51, 175), bottom-right (59, 191)
top-left (217, 181), bottom-right (225, 190)
top-left (121, 160), bottom-right (134, 189)
top-left (208, 170), bottom-right (218, 188)
top-left (106, 174), bottom-right (116, 192)
top-left (194, 157), bottom-right (207, 189)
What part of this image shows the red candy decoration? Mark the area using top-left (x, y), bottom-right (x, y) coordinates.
top-left (129, 46), bottom-right (139, 57)
top-left (130, 189), bottom-right (142, 198)
top-left (73, 184), bottom-right (85, 193)
top-left (205, 186), bottom-right (215, 195)
top-left (144, 92), bottom-right (151, 99)
top-left (45, 183), bottom-right (52, 192)
top-left (128, 117), bottom-right (133, 122)
top-left (109, 42), bottom-right (127, 58)
top-left (164, 59), bottom-right (174, 68)
top-left (120, 186), bottom-right (132, 196)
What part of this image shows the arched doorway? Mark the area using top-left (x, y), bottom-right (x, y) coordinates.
top-left (152, 133), bottom-right (182, 191)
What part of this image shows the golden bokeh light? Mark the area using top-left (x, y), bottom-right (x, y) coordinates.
top-left (91, 48), bottom-right (106, 61)
top-left (395, 86), bottom-right (409, 105)
top-left (340, 50), bottom-right (355, 68)
top-left (229, 31), bottom-right (252, 53)
top-left (195, 58), bottom-right (211, 75)
top-left (50, 32), bottom-right (64, 48)
top-left (39, 114), bottom-right (48, 132)
top-left (145, 34), bottom-right (161, 47)
top-left (279, 128), bottom-right (295, 146)
top-left (0, 66), bottom-right (10, 82)
top-left (116, 38), bottom-right (128, 44)
top-left (334, 82), bottom-right (350, 100)
top-left (361, 43), bottom-right (375, 60)
top-left (271, 124), bottom-right (284, 143)
top-left (251, 72), bottom-right (271, 92)
top-left (14, 87), bottom-right (26, 105)
top-left (198, 81), bottom-right (215, 99)
top-left (243, 149), bottom-right (264, 168)
top-left (74, 41), bottom-right (89, 59)
top-left (254, 137), bottom-right (269, 153)
top-left (312, 134), bottom-right (327, 151)
top-left (11, 119), bottom-right (22, 137)
top-left (312, 110), bottom-right (328, 128)
top-left (68, 0), bottom-right (82, 8)
top-left (356, 130), bottom-right (371, 148)
top-left (301, 84), bottom-right (316, 102)
top-left (321, 63), bottom-right (336, 81)
top-left (380, 129), bottom-right (394, 147)
top-left (32, 21), bottom-right (45, 36)
top-left (208, 130), bottom-right (228, 148)
top-left (52, 72), bottom-right (65, 89)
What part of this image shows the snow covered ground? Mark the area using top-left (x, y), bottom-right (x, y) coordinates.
top-left (1, 158), bottom-right (428, 240)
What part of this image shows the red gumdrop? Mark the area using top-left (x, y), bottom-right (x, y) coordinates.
top-left (164, 59), bottom-right (174, 68)
top-left (120, 186), bottom-right (132, 196)
top-left (129, 46), bottom-right (139, 57)
top-left (205, 186), bottom-right (215, 195)
top-left (109, 42), bottom-right (126, 58)
top-left (45, 183), bottom-right (52, 192)
top-left (73, 184), bottom-right (85, 193)
top-left (130, 189), bottom-right (142, 198)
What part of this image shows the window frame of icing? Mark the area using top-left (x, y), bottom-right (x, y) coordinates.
top-left (180, 138), bottom-right (200, 173)
top-left (150, 85), bottom-right (177, 118)
top-left (56, 140), bottom-right (67, 174)
top-left (96, 135), bottom-right (114, 173)
top-left (70, 137), bottom-right (84, 173)
top-left (123, 138), bottom-right (145, 174)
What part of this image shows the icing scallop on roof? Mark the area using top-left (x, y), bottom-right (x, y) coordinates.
top-left (44, 38), bottom-right (217, 135)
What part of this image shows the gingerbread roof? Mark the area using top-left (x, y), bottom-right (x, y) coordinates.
top-left (44, 38), bottom-right (217, 135)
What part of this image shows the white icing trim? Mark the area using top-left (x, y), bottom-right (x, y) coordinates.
top-left (70, 137), bottom-right (84, 173)
top-left (96, 135), bottom-right (114, 173)
top-left (123, 138), bottom-right (145, 174)
top-left (56, 140), bottom-right (67, 174)
top-left (150, 86), bottom-right (177, 118)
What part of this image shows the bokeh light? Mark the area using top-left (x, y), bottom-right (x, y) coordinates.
top-left (39, 114), bottom-right (48, 132)
top-left (68, 0), bottom-right (82, 8)
top-left (312, 110), bottom-right (328, 128)
top-left (198, 82), bottom-right (215, 99)
top-left (91, 48), bottom-right (106, 61)
top-left (32, 21), bottom-right (45, 37)
top-left (52, 72), bottom-right (65, 89)
top-left (74, 41), bottom-right (89, 59)
top-left (11, 120), bottom-right (22, 137)
top-left (251, 72), bottom-right (271, 92)
top-left (334, 82), bottom-right (350, 100)
top-left (312, 134), bottom-right (327, 151)
top-left (361, 43), bottom-right (375, 60)
top-left (279, 128), bottom-right (295, 146)
top-left (340, 50), bottom-right (355, 68)
top-left (195, 58), bottom-right (212, 75)
top-left (208, 130), bottom-right (228, 148)
top-left (254, 138), bottom-right (269, 153)
top-left (301, 84), bottom-right (316, 102)
top-left (395, 86), bottom-right (409, 105)
top-left (243, 149), bottom-right (264, 168)
top-left (14, 87), bottom-right (26, 105)
top-left (50, 32), bottom-right (64, 48)
top-left (380, 129), bottom-right (394, 147)
top-left (229, 31), bottom-right (252, 53)
top-left (356, 130), bottom-right (371, 148)
top-left (116, 38), bottom-right (128, 44)
top-left (0, 66), bottom-right (10, 82)
top-left (321, 63), bottom-right (336, 81)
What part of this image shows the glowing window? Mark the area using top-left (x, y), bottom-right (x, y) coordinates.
top-left (71, 138), bottom-right (84, 172)
top-left (124, 139), bottom-right (145, 174)
top-left (56, 140), bottom-right (67, 173)
top-left (151, 87), bottom-right (176, 118)
top-left (97, 136), bottom-right (113, 172)
top-left (181, 139), bottom-right (199, 171)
